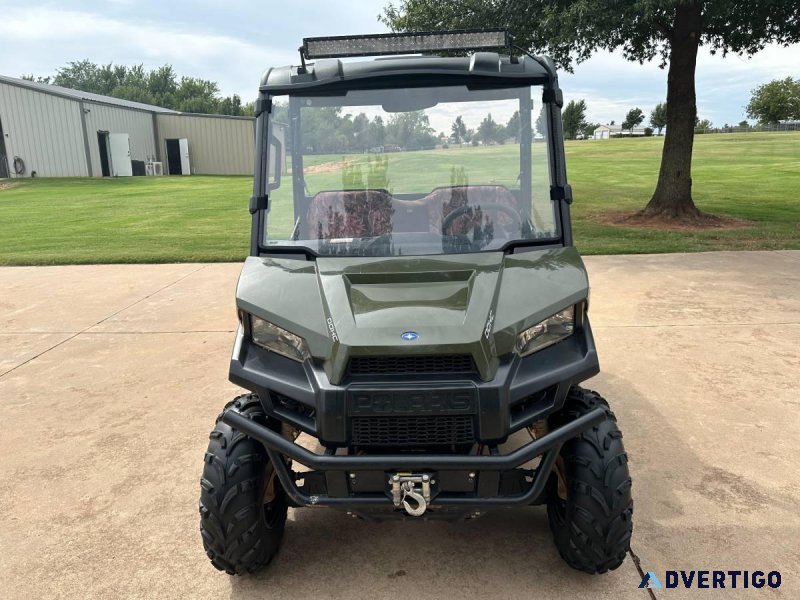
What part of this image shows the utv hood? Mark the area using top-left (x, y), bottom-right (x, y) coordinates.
top-left (236, 247), bottom-right (589, 384)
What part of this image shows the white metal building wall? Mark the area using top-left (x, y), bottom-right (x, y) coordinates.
top-left (0, 81), bottom-right (89, 177)
top-left (83, 103), bottom-right (157, 176)
top-left (156, 114), bottom-right (254, 175)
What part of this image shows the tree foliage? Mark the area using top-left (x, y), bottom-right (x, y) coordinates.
top-left (382, 1), bottom-right (800, 71)
top-left (450, 115), bottom-right (469, 143)
top-left (505, 110), bottom-right (520, 142)
top-left (583, 122), bottom-right (602, 137)
top-left (277, 104), bottom-right (437, 154)
top-left (22, 60), bottom-right (249, 116)
top-left (382, 0), bottom-right (800, 218)
top-left (561, 99), bottom-right (587, 139)
top-left (622, 107), bottom-right (645, 132)
top-left (386, 110), bottom-right (439, 149)
top-left (695, 118), bottom-right (713, 130)
top-left (650, 102), bottom-right (668, 134)
top-left (535, 106), bottom-right (547, 135)
top-left (746, 77), bottom-right (800, 125)
top-left (477, 113), bottom-right (502, 144)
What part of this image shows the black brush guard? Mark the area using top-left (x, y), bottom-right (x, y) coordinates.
top-left (221, 405), bottom-right (606, 510)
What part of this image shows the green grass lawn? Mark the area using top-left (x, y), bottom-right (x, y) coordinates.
top-left (1, 132), bottom-right (798, 265)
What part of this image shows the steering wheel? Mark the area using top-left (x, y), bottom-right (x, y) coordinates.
top-left (441, 202), bottom-right (523, 236)
top-left (360, 233), bottom-right (393, 255)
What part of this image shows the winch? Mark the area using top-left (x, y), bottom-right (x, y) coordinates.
top-left (390, 474), bottom-right (432, 516)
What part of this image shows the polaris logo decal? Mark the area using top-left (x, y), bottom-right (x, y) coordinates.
top-left (401, 331), bottom-right (418, 341)
top-left (326, 317), bottom-right (339, 342)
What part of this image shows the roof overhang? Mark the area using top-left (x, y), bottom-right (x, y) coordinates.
top-left (259, 53), bottom-right (555, 96)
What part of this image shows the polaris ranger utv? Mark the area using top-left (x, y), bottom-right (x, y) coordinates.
top-left (200, 30), bottom-right (632, 576)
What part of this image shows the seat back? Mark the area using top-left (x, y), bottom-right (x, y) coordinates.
top-left (306, 190), bottom-right (394, 239)
top-left (425, 186), bottom-right (520, 235)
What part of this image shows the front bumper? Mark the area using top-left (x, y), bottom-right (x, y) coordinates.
top-left (221, 403), bottom-right (606, 513)
top-left (226, 321), bottom-right (600, 514)
top-left (229, 321), bottom-right (599, 446)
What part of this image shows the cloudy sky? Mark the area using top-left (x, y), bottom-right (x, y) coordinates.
top-left (3, 1), bottom-right (799, 131)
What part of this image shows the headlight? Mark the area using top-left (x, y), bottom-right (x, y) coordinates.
top-left (249, 314), bottom-right (310, 362)
top-left (516, 306), bottom-right (575, 357)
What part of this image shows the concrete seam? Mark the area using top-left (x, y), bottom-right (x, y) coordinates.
top-left (593, 321), bottom-right (800, 329)
top-left (629, 546), bottom-right (658, 600)
top-left (0, 330), bottom-right (235, 335)
top-left (0, 264), bottom-right (209, 379)
top-left (86, 264), bottom-right (210, 328)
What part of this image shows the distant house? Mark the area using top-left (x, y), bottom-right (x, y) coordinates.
top-left (593, 124), bottom-right (646, 139)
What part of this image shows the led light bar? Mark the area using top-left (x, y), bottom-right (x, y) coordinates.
top-left (303, 29), bottom-right (510, 59)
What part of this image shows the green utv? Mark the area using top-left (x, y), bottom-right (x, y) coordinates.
top-left (200, 30), bottom-right (633, 575)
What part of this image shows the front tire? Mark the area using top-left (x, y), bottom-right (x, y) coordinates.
top-left (546, 387), bottom-right (633, 574)
top-left (199, 394), bottom-right (287, 575)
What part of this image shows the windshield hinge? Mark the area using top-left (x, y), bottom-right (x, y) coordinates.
top-left (249, 194), bottom-right (269, 214)
top-left (550, 185), bottom-right (573, 204)
top-left (254, 97), bottom-right (272, 118)
top-left (542, 88), bottom-right (563, 108)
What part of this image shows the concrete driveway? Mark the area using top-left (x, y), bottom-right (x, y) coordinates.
top-left (1, 251), bottom-right (798, 599)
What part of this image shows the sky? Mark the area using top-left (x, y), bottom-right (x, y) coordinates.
top-left (3, 0), bottom-right (799, 132)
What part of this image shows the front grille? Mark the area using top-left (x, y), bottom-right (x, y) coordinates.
top-left (348, 355), bottom-right (476, 376)
top-left (351, 415), bottom-right (475, 447)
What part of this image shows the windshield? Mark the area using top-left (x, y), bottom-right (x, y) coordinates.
top-left (262, 84), bottom-right (557, 256)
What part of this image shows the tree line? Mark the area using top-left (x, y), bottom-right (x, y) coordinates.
top-left (22, 60), bottom-right (252, 116)
top-left (273, 103), bottom-right (538, 153)
top-left (449, 111), bottom-right (531, 145)
top-left (273, 104), bottom-right (440, 153)
top-left (560, 99), bottom-right (720, 139)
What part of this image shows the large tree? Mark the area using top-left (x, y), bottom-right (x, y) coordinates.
top-left (562, 99), bottom-right (587, 139)
top-left (583, 122), bottom-right (602, 137)
top-left (746, 77), bottom-right (800, 125)
top-left (477, 113), bottom-right (503, 144)
top-left (505, 110), bottom-right (521, 141)
top-left (451, 115), bottom-right (469, 143)
top-left (386, 110), bottom-right (438, 149)
top-left (696, 118), bottom-right (713, 131)
top-left (650, 102), bottom-right (668, 134)
top-left (622, 108), bottom-right (645, 133)
top-left (382, 1), bottom-right (800, 219)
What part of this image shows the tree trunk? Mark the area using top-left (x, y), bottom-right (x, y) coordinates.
top-left (643, 3), bottom-right (703, 218)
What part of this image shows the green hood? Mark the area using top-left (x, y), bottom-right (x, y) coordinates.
top-left (236, 247), bottom-right (588, 384)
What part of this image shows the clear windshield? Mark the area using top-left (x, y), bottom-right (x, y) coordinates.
top-left (262, 84), bottom-right (557, 256)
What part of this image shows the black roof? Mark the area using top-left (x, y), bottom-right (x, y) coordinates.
top-left (259, 52), bottom-right (555, 94)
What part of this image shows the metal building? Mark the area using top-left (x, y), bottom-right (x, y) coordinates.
top-left (156, 113), bottom-right (255, 176)
top-left (0, 74), bottom-right (255, 179)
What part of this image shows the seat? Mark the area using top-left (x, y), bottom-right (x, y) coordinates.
top-left (424, 186), bottom-right (520, 235)
top-left (306, 190), bottom-right (395, 240)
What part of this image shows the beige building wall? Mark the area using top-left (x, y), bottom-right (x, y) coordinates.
top-left (83, 103), bottom-right (158, 176)
top-left (155, 114), bottom-right (254, 175)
